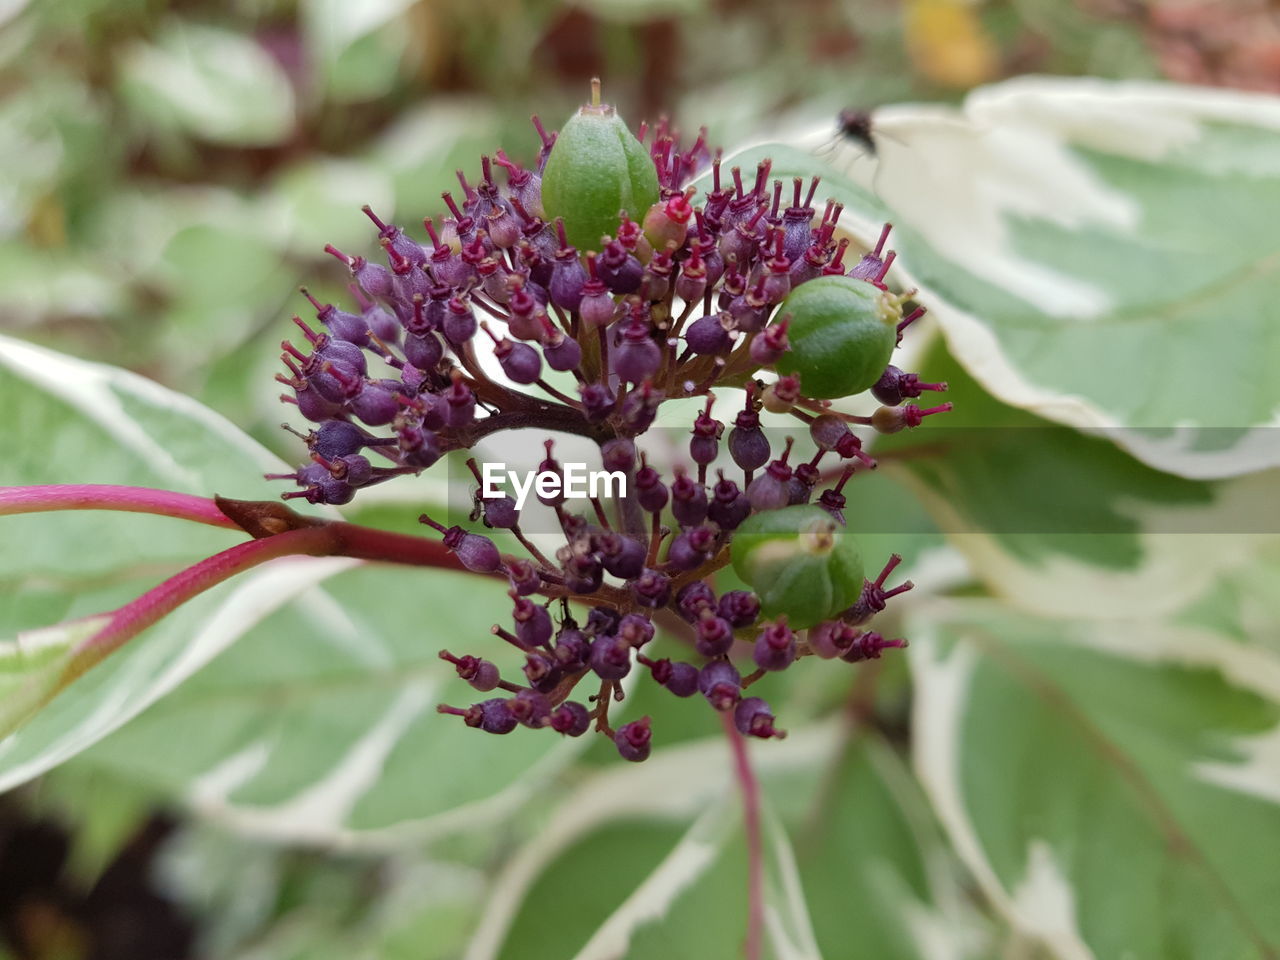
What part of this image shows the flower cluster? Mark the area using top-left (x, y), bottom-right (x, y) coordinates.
top-left (270, 82), bottom-right (949, 759)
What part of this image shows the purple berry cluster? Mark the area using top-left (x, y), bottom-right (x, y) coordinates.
top-left (269, 103), bottom-right (947, 760)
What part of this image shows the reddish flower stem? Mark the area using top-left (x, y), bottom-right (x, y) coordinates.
top-left (722, 711), bottom-right (764, 960)
top-left (60, 520), bottom-right (465, 688)
top-left (0, 484), bottom-right (240, 529)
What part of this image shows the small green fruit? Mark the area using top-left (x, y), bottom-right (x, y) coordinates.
top-left (730, 505), bottom-right (863, 629)
top-left (541, 80), bottom-right (661, 253)
top-left (773, 276), bottom-right (901, 399)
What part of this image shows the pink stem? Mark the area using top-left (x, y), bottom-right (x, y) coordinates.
top-left (64, 526), bottom-right (333, 681)
top-left (0, 485), bottom-right (239, 529)
top-left (61, 520), bottom-right (465, 686)
top-left (722, 711), bottom-right (764, 960)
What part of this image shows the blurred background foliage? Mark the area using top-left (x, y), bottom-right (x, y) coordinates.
top-left (3, 0), bottom-right (1279, 957)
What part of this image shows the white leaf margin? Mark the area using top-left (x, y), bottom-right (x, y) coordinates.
top-left (0, 332), bottom-right (294, 489)
top-left (783, 78), bottom-right (1280, 480)
top-left (886, 462), bottom-right (1280, 621)
top-left (0, 555), bottom-right (362, 793)
top-left (908, 598), bottom-right (1280, 958)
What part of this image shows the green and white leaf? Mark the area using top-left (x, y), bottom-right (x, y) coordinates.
top-left (466, 727), bottom-right (834, 960)
top-left (0, 334), bottom-right (339, 788)
top-left (876, 342), bottom-right (1280, 619)
top-left (910, 598), bottom-right (1280, 959)
top-left (118, 22), bottom-right (296, 146)
top-left (301, 0), bottom-right (416, 102)
top-left (754, 78), bottom-right (1280, 479)
top-left (69, 564), bottom-right (591, 845)
top-left (467, 724), bottom-right (987, 960)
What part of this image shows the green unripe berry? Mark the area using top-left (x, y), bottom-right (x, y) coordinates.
top-left (541, 79), bottom-right (661, 253)
top-left (773, 276), bottom-right (901, 399)
top-left (730, 505), bottom-right (863, 629)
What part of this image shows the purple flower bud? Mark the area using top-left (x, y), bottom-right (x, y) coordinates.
top-left (598, 239), bottom-right (643, 294)
top-left (590, 634), bottom-right (633, 680)
top-left (675, 245), bottom-right (708, 304)
top-left (619, 383), bottom-right (663, 434)
top-left (550, 701), bottom-right (591, 737)
top-left (442, 297), bottom-right (478, 345)
top-left (871, 403), bottom-right (953, 435)
top-left (512, 595), bottom-right (554, 648)
top-left (746, 438), bottom-right (794, 511)
top-left (639, 655), bottom-right (699, 697)
top-left (553, 628), bottom-right (591, 671)
top-left (349, 380), bottom-right (400, 426)
top-left (695, 613), bottom-right (735, 658)
top-left (618, 612), bottom-right (655, 648)
top-left (749, 316), bottom-right (790, 366)
top-left (579, 382), bottom-right (616, 421)
top-left (301, 288), bottom-right (370, 346)
top-left (403, 331), bottom-right (444, 370)
top-left (439, 698), bottom-right (517, 734)
top-left (698, 660), bottom-right (742, 711)
top-left (312, 420), bottom-right (367, 460)
top-left (540, 318), bottom-right (582, 372)
top-left (443, 372), bottom-right (477, 427)
top-left (564, 552), bottom-right (604, 594)
top-left (683, 312), bottom-right (732, 355)
top-left (807, 620), bottom-right (858, 659)
top-left (599, 532), bottom-right (646, 580)
top-left (669, 468), bottom-right (708, 527)
top-left (675, 580), bottom-right (717, 622)
top-left (630, 568), bottom-right (671, 607)
top-left (600, 438), bottom-right (636, 473)
top-left (707, 472), bottom-right (751, 530)
top-left (473, 490), bottom-right (515, 528)
top-left (579, 255), bottom-right (617, 329)
top-left (666, 524), bottom-right (714, 570)
top-left (509, 689), bottom-right (553, 728)
top-left (439, 650), bottom-right (501, 691)
top-left (507, 558), bottom-right (542, 596)
top-left (635, 456), bottom-right (669, 513)
top-left (753, 619), bottom-right (796, 671)
top-left (781, 177), bottom-right (820, 261)
top-left (586, 606), bottom-right (621, 637)
top-left (840, 630), bottom-right (908, 663)
top-left (422, 516), bottom-right (503, 573)
top-left (728, 407), bottom-right (769, 473)
top-left (614, 717), bottom-right (652, 762)
top-left (612, 320), bottom-right (663, 385)
top-left (549, 235), bottom-right (588, 312)
top-left (734, 696), bottom-right (785, 739)
top-left (718, 590), bottom-right (760, 628)
top-left (871, 365), bottom-right (949, 407)
top-left (522, 651), bottom-right (561, 691)
top-left (325, 244), bottom-right (393, 299)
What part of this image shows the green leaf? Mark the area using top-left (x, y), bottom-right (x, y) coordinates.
top-left (0, 334), bottom-right (336, 788)
top-left (794, 734), bottom-right (992, 960)
top-left (468, 728), bottom-right (834, 960)
top-left (730, 78), bottom-right (1280, 478)
top-left (118, 22), bottom-right (296, 146)
top-left (909, 598), bottom-right (1280, 958)
top-left (877, 339), bottom-right (1280, 619)
top-left (300, 0), bottom-right (415, 102)
top-left (69, 564), bottom-right (591, 842)
top-left (154, 820), bottom-right (484, 960)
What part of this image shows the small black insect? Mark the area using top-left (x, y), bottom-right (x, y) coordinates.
top-left (836, 108), bottom-right (878, 157)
